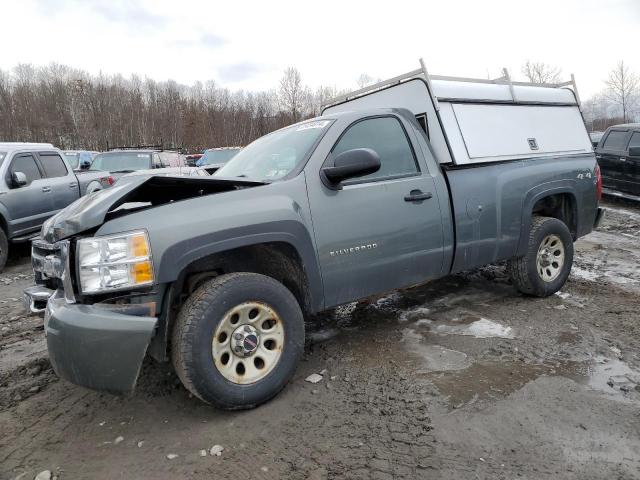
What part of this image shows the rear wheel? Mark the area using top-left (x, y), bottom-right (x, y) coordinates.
top-left (172, 272), bottom-right (304, 409)
top-left (0, 228), bottom-right (8, 273)
top-left (507, 216), bottom-right (574, 297)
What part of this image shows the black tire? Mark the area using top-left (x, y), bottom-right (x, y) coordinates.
top-left (0, 228), bottom-right (8, 273)
top-left (172, 272), bottom-right (305, 410)
top-left (507, 216), bottom-right (574, 297)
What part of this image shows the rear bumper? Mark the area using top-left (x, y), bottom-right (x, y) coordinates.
top-left (594, 207), bottom-right (605, 230)
top-left (44, 292), bottom-right (157, 393)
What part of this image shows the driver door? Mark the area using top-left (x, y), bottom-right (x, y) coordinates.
top-left (3, 153), bottom-right (53, 236)
top-left (306, 115), bottom-right (445, 307)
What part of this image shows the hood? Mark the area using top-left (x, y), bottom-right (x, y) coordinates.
top-left (42, 175), bottom-right (266, 243)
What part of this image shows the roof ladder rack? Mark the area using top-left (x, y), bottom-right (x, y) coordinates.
top-left (321, 59), bottom-right (581, 110)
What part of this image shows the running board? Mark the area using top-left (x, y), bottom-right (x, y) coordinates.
top-left (603, 188), bottom-right (640, 203)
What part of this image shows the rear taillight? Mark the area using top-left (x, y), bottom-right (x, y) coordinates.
top-left (595, 164), bottom-right (602, 202)
top-left (101, 176), bottom-right (114, 186)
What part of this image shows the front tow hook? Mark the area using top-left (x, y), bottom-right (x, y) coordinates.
top-left (23, 285), bottom-right (55, 316)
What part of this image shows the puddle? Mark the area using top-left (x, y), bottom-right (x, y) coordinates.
top-left (426, 355), bottom-right (640, 408)
top-left (428, 361), bottom-right (582, 407)
top-left (401, 329), bottom-right (471, 372)
top-left (587, 356), bottom-right (640, 401)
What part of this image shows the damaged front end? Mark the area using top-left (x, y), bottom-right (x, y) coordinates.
top-left (41, 174), bottom-right (266, 243)
top-left (25, 174), bottom-right (266, 393)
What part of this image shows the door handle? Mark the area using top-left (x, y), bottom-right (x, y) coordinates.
top-left (619, 157), bottom-right (626, 162)
top-left (41, 186), bottom-right (51, 193)
top-left (69, 182), bottom-right (78, 188)
top-left (404, 190), bottom-right (433, 202)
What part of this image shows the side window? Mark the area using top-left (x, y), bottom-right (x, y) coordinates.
top-left (153, 153), bottom-right (163, 168)
top-left (602, 130), bottom-right (628, 150)
top-left (39, 153), bottom-right (69, 178)
top-left (627, 132), bottom-right (640, 150)
top-left (9, 154), bottom-right (42, 185)
top-left (415, 113), bottom-right (429, 139)
top-left (331, 117), bottom-right (419, 182)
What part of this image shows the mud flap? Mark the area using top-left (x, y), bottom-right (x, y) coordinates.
top-left (594, 207), bottom-right (605, 230)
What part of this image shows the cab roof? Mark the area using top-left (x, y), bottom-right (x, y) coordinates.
top-left (0, 142), bottom-right (55, 151)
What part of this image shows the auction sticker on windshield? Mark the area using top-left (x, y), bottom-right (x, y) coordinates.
top-left (296, 120), bottom-right (331, 131)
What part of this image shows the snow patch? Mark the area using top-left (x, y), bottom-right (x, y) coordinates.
top-left (434, 318), bottom-right (514, 339)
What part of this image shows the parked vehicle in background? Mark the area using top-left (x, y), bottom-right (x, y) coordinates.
top-left (24, 62), bottom-right (603, 409)
top-left (89, 150), bottom-right (169, 182)
top-left (185, 153), bottom-right (203, 166)
top-left (118, 166), bottom-right (210, 181)
top-left (589, 131), bottom-right (604, 149)
top-left (63, 150), bottom-right (99, 171)
top-left (595, 123), bottom-right (640, 200)
top-left (196, 147), bottom-right (242, 171)
top-left (158, 151), bottom-right (186, 168)
top-left (0, 143), bottom-right (113, 271)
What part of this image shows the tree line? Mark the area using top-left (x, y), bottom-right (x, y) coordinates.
top-left (0, 64), bottom-right (339, 152)
top-left (0, 61), bottom-right (637, 151)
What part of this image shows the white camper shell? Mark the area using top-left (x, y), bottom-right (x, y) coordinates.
top-left (321, 61), bottom-right (592, 166)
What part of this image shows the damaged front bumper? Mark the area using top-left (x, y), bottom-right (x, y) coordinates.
top-left (40, 290), bottom-right (157, 394)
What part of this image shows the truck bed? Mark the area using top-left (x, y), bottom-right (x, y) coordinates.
top-left (443, 154), bottom-right (600, 274)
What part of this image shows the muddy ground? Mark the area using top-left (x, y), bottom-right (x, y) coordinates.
top-left (1, 199), bottom-right (639, 480)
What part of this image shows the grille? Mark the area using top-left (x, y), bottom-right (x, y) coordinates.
top-left (31, 238), bottom-right (75, 302)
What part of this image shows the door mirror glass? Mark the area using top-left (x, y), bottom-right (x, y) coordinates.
top-left (321, 148), bottom-right (381, 186)
top-left (11, 171), bottom-right (27, 187)
top-left (628, 146), bottom-right (640, 157)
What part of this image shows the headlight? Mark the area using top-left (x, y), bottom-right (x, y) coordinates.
top-left (77, 230), bottom-right (154, 294)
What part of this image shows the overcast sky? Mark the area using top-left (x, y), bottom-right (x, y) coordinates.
top-left (1, 0), bottom-right (639, 99)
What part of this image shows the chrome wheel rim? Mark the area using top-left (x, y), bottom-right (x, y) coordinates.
top-left (211, 302), bottom-right (284, 384)
top-left (536, 234), bottom-right (565, 282)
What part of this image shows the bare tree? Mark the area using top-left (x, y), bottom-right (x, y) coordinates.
top-left (279, 67), bottom-right (306, 122)
top-left (356, 73), bottom-right (375, 89)
top-left (521, 61), bottom-right (562, 84)
top-left (0, 62), bottom-right (325, 151)
top-left (605, 60), bottom-right (639, 122)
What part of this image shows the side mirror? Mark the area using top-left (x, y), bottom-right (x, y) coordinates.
top-left (321, 148), bottom-right (381, 187)
top-left (80, 160), bottom-right (91, 170)
top-left (628, 146), bottom-right (640, 157)
top-left (11, 171), bottom-right (27, 187)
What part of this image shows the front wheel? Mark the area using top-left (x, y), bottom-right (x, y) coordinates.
top-left (171, 272), bottom-right (305, 409)
top-left (507, 216), bottom-right (574, 297)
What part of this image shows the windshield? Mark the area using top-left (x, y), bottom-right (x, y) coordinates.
top-left (197, 149), bottom-right (240, 166)
top-left (0, 152), bottom-right (5, 168)
top-left (64, 152), bottom-right (79, 169)
top-left (90, 152), bottom-right (151, 172)
top-left (215, 120), bottom-right (332, 181)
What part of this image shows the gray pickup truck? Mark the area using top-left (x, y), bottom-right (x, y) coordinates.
top-left (24, 68), bottom-right (604, 409)
top-left (0, 143), bottom-right (112, 271)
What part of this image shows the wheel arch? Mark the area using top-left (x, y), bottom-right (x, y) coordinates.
top-left (517, 183), bottom-right (579, 257)
top-left (148, 229), bottom-right (323, 362)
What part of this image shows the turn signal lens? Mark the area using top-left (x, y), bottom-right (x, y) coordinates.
top-left (132, 261), bottom-right (153, 284)
top-left (131, 233), bottom-right (149, 258)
